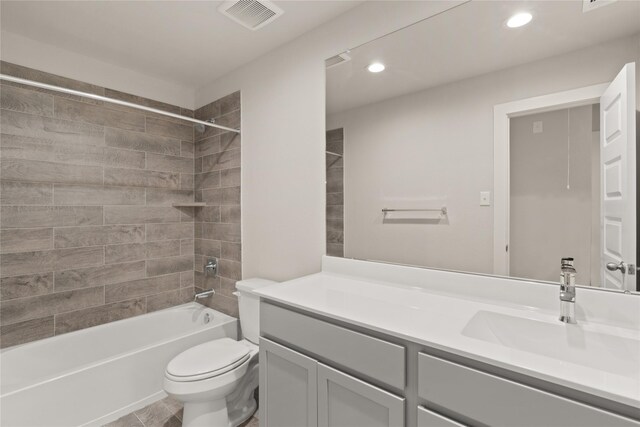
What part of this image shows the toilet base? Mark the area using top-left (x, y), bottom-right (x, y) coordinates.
top-left (182, 398), bottom-right (229, 427)
top-left (181, 396), bottom-right (256, 427)
top-left (227, 362), bottom-right (259, 426)
top-left (229, 397), bottom-right (257, 427)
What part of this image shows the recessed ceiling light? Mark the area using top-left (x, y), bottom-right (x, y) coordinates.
top-left (507, 12), bottom-right (533, 28)
top-left (367, 62), bottom-right (385, 73)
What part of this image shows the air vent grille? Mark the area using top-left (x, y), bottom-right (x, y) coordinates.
top-left (583, 0), bottom-right (618, 12)
top-left (219, 0), bottom-right (284, 31)
top-left (326, 52), bottom-right (351, 69)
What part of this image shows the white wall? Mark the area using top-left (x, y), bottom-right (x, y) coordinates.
top-left (193, 1), bottom-right (463, 281)
top-left (327, 35), bottom-right (639, 275)
top-left (0, 31), bottom-right (196, 108)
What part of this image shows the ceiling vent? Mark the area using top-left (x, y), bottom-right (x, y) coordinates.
top-left (218, 0), bottom-right (284, 31)
top-left (325, 52), bottom-right (351, 69)
top-left (582, 0), bottom-right (618, 13)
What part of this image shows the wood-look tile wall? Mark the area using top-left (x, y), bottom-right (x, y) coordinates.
top-left (326, 129), bottom-right (344, 257)
top-left (192, 93), bottom-right (242, 317)
top-left (0, 62), bottom-right (197, 348)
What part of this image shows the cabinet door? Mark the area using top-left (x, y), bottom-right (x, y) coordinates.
top-left (417, 406), bottom-right (466, 427)
top-left (260, 338), bottom-right (318, 427)
top-left (318, 363), bottom-right (405, 427)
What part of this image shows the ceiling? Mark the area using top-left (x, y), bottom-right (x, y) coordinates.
top-left (0, 0), bottom-right (361, 89)
top-left (327, 0), bottom-right (640, 114)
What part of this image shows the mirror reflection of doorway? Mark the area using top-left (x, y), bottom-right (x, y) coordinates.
top-left (509, 105), bottom-right (600, 286)
top-left (496, 63), bottom-right (637, 291)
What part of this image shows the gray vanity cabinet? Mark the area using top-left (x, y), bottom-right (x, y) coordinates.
top-left (260, 302), bottom-right (407, 427)
top-left (259, 336), bottom-right (405, 427)
top-left (260, 338), bottom-right (318, 427)
top-left (259, 302), bottom-right (639, 427)
top-left (318, 363), bottom-right (405, 427)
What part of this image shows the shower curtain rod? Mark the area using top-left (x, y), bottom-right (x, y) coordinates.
top-left (0, 74), bottom-right (241, 134)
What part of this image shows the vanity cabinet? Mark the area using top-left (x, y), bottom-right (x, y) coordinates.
top-left (259, 302), bottom-right (640, 427)
top-left (260, 337), bottom-right (405, 427)
top-left (260, 302), bottom-right (405, 390)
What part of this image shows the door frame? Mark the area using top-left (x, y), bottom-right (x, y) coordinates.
top-left (493, 83), bottom-right (609, 276)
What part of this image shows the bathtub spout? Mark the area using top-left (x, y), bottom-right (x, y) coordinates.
top-left (194, 289), bottom-right (216, 302)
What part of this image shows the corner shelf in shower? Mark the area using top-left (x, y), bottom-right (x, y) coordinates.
top-left (326, 150), bottom-right (343, 168)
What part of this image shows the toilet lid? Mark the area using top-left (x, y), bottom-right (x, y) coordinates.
top-left (166, 338), bottom-right (250, 380)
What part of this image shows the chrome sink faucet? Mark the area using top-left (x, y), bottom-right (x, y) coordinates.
top-left (559, 257), bottom-right (577, 324)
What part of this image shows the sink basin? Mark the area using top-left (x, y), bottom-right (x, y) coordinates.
top-left (461, 310), bottom-right (640, 376)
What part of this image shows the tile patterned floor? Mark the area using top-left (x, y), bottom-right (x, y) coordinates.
top-left (103, 396), bottom-right (259, 427)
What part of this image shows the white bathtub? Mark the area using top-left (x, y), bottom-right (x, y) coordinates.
top-left (0, 302), bottom-right (237, 427)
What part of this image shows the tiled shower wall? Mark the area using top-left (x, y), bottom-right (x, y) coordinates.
top-left (0, 62), bottom-right (243, 348)
top-left (326, 128), bottom-right (344, 257)
top-left (192, 94), bottom-right (242, 317)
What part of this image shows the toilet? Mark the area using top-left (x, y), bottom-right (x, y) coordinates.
top-left (164, 278), bottom-right (276, 427)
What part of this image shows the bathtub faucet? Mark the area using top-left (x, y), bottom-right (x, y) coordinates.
top-left (204, 258), bottom-right (218, 277)
top-left (194, 289), bottom-right (215, 302)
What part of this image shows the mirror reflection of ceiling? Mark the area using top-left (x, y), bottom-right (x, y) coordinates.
top-left (326, 0), bottom-right (640, 114)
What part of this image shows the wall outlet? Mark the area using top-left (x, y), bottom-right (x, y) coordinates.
top-left (532, 121), bottom-right (543, 134)
top-left (480, 191), bottom-right (491, 206)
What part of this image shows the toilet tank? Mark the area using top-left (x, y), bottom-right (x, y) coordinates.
top-left (235, 278), bottom-right (277, 344)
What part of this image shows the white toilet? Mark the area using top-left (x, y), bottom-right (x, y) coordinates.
top-left (164, 278), bottom-right (275, 427)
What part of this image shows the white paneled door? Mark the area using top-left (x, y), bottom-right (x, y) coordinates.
top-left (600, 62), bottom-right (637, 291)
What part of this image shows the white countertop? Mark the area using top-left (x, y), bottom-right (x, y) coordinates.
top-left (255, 268), bottom-right (640, 409)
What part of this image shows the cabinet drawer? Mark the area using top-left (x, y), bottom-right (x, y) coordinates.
top-left (418, 352), bottom-right (640, 427)
top-left (261, 303), bottom-right (405, 390)
top-left (417, 406), bottom-right (465, 427)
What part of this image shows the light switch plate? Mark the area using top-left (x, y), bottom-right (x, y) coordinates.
top-left (480, 191), bottom-right (491, 206)
top-left (533, 121), bottom-right (543, 134)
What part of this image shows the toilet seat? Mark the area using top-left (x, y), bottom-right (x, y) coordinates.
top-left (166, 338), bottom-right (251, 382)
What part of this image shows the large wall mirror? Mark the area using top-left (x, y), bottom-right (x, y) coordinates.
top-left (325, 0), bottom-right (639, 292)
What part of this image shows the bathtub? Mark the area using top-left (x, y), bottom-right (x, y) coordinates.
top-left (0, 302), bottom-right (237, 427)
